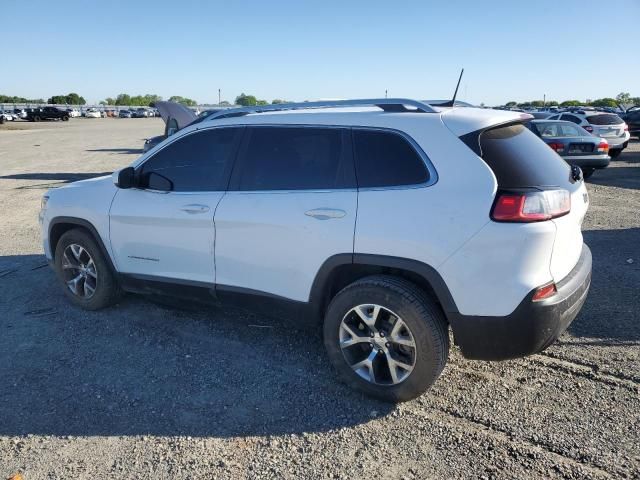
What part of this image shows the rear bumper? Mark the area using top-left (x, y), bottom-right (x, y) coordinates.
top-left (449, 244), bottom-right (592, 361)
top-left (562, 154), bottom-right (610, 169)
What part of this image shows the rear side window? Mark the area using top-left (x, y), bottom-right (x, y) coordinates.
top-left (353, 130), bottom-right (429, 188)
top-left (234, 127), bottom-right (354, 191)
top-left (479, 124), bottom-right (570, 188)
top-left (560, 114), bottom-right (581, 124)
top-left (587, 114), bottom-right (624, 125)
top-left (140, 127), bottom-right (241, 191)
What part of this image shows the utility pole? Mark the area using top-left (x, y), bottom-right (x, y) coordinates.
top-left (218, 89), bottom-right (221, 105)
top-left (385, 89), bottom-right (388, 98)
top-left (543, 94), bottom-right (546, 107)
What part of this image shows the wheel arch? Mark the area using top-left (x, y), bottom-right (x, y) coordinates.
top-left (49, 216), bottom-right (116, 272)
top-left (310, 254), bottom-right (459, 323)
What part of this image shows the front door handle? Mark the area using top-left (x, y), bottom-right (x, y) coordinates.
top-left (180, 204), bottom-right (210, 214)
top-left (305, 208), bottom-right (347, 220)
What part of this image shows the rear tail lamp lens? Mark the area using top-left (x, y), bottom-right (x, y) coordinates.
top-left (624, 124), bottom-right (629, 131)
top-left (532, 283), bottom-right (557, 301)
top-left (491, 189), bottom-right (571, 222)
top-left (547, 142), bottom-right (565, 153)
top-left (597, 141), bottom-right (609, 152)
top-left (583, 125), bottom-right (594, 133)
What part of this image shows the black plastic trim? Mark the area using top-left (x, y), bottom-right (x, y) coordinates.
top-left (449, 244), bottom-right (592, 361)
top-left (48, 216), bottom-right (116, 272)
top-left (309, 253), bottom-right (459, 315)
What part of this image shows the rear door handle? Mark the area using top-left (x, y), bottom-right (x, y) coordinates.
top-left (180, 204), bottom-right (210, 214)
top-left (305, 208), bottom-right (346, 220)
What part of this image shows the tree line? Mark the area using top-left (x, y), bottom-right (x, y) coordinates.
top-left (504, 92), bottom-right (639, 109)
top-left (100, 94), bottom-right (197, 107)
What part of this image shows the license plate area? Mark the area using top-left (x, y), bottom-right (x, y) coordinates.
top-left (568, 143), bottom-right (594, 153)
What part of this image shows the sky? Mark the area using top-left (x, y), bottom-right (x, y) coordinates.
top-left (4, 0), bottom-right (639, 106)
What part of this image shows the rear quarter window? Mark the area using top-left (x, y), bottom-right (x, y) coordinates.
top-left (353, 129), bottom-right (429, 188)
top-left (478, 124), bottom-right (571, 188)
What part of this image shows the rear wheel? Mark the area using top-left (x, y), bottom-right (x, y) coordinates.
top-left (609, 149), bottom-right (622, 158)
top-left (54, 229), bottom-right (121, 310)
top-left (582, 167), bottom-right (595, 180)
top-left (33, 115), bottom-right (41, 122)
top-left (62, 115), bottom-right (69, 121)
top-left (323, 275), bottom-right (449, 402)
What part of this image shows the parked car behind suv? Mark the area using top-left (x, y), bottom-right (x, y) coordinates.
top-left (547, 111), bottom-right (630, 157)
top-left (527, 119), bottom-right (610, 179)
top-left (40, 99), bottom-right (592, 402)
top-left (27, 106), bottom-right (70, 122)
top-left (621, 107), bottom-right (640, 139)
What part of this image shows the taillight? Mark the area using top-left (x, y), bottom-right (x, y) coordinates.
top-left (597, 141), bottom-right (609, 153)
top-left (547, 142), bottom-right (565, 153)
top-left (583, 125), bottom-right (594, 133)
top-left (532, 282), bottom-right (557, 301)
top-left (491, 189), bottom-right (571, 222)
top-left (624, 124), bottom-right (629, 131)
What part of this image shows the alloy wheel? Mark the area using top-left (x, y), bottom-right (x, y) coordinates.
top-left (61, 243), bottom-right (98, 299)
top-left (339, 304), bottom-right (417, 385)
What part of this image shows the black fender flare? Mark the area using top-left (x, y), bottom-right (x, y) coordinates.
top-left (309, 253), bottom-right (459, 317)
top-left (48, 216), bottom-right (116, 272)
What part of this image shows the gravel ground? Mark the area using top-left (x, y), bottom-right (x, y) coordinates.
top-left (0, 119), bottom-right (638, 479)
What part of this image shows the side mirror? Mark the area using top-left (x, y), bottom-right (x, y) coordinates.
top-left (114, 167), bottom-right (135, 189)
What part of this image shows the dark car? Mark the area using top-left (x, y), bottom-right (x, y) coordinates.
top-left (27, 106), bottom-right (69, 122)
top-left (119, 110), bottom-right (133, 118)
top-left (621, 107), bottom-right (640, 139)
top-left (528, 120), bottom-right (610, 179)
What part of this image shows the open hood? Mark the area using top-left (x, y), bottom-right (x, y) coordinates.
top-left (154, 101), bottom-right (198, 130)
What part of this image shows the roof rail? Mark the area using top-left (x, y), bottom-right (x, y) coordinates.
top-left (204, 98), bottom-right (436, 121)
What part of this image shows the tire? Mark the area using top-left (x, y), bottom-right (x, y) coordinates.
top-left (62, 115), bottom-right (69, 121)
top-left (609, 149), bottom-right (622, 158)
top-left (582, 167), bottom-right (595, 180)
top-left (323, 275), bottom-right (449, 402)
top-left (33, 115), bottom-right (41, 122)
top-left (54, 228), bottom-right (121, 310)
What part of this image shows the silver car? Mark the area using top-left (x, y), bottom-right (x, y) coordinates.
top-left (547, 111), bottom-right (630, 157)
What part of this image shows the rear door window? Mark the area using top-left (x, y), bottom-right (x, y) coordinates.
top-left (560, 114), bottom-right (581, 124)
top-left (353, 129), bottom-right (429, 188)
top-left (478, 124), bottom-right (571, 188)
top-left (233, 126), bottom-right (354, 191)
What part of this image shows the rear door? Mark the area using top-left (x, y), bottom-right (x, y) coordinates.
top-left (214, 125), bottom-right (357, 302)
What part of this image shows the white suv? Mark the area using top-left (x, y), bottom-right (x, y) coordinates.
top-left (548, 110), bottom-right (630, 157)
top-left (40, 99), bottom-right (592, 402)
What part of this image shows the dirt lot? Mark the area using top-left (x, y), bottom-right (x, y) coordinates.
top-left (0, 118), bottom-right (638, 479)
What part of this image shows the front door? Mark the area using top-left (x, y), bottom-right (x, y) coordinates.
top-left (109, 126), bottom-right (243, 284)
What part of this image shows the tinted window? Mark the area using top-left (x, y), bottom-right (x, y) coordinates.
top-left (235, 127), bottom-right (353, 191)
top-left (479, 124), bottom-right (570, 188)
top-left (561, 114), bottom-right (581, 124)
top-left (140, 127), bottom-right (241, 191)
top-left (587, 114), bottom-right (624, 125)
top-left (353, 130), bottom-right (429, 188)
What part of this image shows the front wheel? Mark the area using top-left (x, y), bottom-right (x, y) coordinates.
top-left (33, 115), bottom-right (41, 122)
top-left (609, 149), bottom-right (622, 158)
top-left (323, 275), bottom-right (449, 402)
top-left (62, 115), bottom-right (69, 121)
top-left (54, 229), bottom-right (121, 310)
